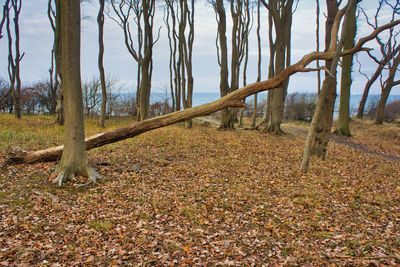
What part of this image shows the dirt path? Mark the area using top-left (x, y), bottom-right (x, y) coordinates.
top-left (196, 117), bottom-right (400, 162)
top-left (284, 127), bottom-right (400, 162)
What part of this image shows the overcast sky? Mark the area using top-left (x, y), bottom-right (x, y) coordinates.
top-left (0, 1), bottom-right (399, 96)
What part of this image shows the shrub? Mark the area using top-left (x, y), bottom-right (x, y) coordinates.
top-left (284, 93), bottom-right (317, 121)
top-left (366, 96), bottom-right (400, 122)
top-left (382, 99), bottom-right (400, 122)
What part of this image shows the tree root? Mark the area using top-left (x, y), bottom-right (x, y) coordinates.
top-left (53, 166), bottom-right (103, 187)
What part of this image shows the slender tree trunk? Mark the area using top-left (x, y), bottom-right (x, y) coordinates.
top-left (214, 0), bottom-right (230, 129)
top-left (98, 0), bottom-right (107, 128)
top-left (258, 10), bottom-right (274, 130)
top-left (301, 1), bottom-right (356, 172)
top-left (139, 0), bottom-right (154, 121)
top-left (335, 2), bottom-right (357, 136)
top-left (316, 0), bottom-right (321, 96)
top-left (183, 0), bottom-right (194, 129)
top-left (6, 0), bottom-right (22, 119)
top-left (265, 0), bottom-right (293, 134)
top-left (54, 0), bottom-right (64, 125)
top-left (164, 3), bottom-right (176, 111)
top-left (375, 52), bottom-right (400, 124)
top-left (13, 0), bottom-right (21, 119)
top-left (0, 1), bottom-right (7, 40)
top-left (252, 0), bottom-right (262, 129)
top-left (312, 0), bottom-right (338, 157)
top-left (54, 0), bottom-right (101, 186)
top-left (356, 66), bottom-right (382, 118)
top-left (356, 45), bottom-right (400, 118)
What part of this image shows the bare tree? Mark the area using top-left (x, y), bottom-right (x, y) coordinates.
top-left (252, 0), bottom-right (261, 129)
top-left (260, 0), bottom-right (295, 134)
top-left (356, 0), bottom-right (400, 122)
top-left (54, 0), bottom-right (101, 186)
top-left (316, 0), bottom-right (321, 95)
top-left (8, 18), bottom-right (399, 165)
top-left (48, 0), bottom-right (64, 123)
top-left (165, 0), bottom-right (195, 128)
top-left (83, 78), bottom-right (102, 117)
top-left (301, 0), bottom-right (358, 172)
top-left (335, 0), bottom-right (357, 136)
top-left (108, 0), bottom-right (159, 121)
top-left (309, 0), bottom-right (340, 159)
top-left (5, 0), bottom-right (23, 119)
top-left (98, 0), bottom-right (107, 127)
top-left (257, 7), bottom-right (275, 129)
top-left (164, 1), bottom-right (177, 111)
top-left (212, 0), bottom-right (251, 129)
top-left (0, 0), bottom-right (7, 39)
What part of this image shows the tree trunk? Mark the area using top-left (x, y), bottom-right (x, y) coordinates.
top-left (312, 0), bottom-right (339, 157)
top-left (264, 0), bottom-right (293, 134)
top-left (258, 9), bottom-right (274, 130)
top-left (139, 0), bottom-right (154, 121)
top-left (375, 52), bottom-right (400, 124)
top-left (214, 0), bottom-right (231, 129)
top-left (98, 0), bottom-right (107, 128)
top-left (6, 0), bottom-right (22, 119)
top-left (252, 0), bottom-right (262, 130)
top-left (53, 0), bottom-right (101, 186)
top-left (356, 65), bottom-right (383, 118)
top-left (301, 0), bottom-right (357, 172)
top-left (54, 0), bottom-right (64, 125)
top-left (316, 0), bottom-right (321, 96)
top-left (0, 1), bottom-right (7, 40)
top-left (335, 2), bottom-right (356, 136)
top-left (13, 0), bottom-right (21, 119)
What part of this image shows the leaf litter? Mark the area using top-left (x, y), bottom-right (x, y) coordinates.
top-left (0, 115), bottom-right (399, 265)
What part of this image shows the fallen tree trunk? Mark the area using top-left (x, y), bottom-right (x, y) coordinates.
top-left (7, 19), bottom-right (400, 164)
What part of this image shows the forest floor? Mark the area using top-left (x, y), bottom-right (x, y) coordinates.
top-left (0, 113), bottom-right (399, 266)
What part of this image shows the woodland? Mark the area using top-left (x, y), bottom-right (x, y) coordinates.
top-left (0, 0), bottom-right (400, 265)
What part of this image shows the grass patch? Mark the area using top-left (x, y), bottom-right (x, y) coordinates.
top-left (90, 219), bottom-right (113, 232)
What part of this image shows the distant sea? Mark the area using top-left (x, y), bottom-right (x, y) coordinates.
top-left (150, 92), bottom-right (400, 116)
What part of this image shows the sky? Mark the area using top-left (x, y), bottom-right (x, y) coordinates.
top-left (0, 0), bottom-right (399, 97)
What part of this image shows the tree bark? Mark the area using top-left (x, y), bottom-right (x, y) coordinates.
top-left (301, 0), bottom-right (357, 172)
top-left (252, 0), bottom-right (262, 129)
top-left (356, 64), bottom-right (383, 118)
top-left (335, 1), bottom-right (357, 136)
top-left (0, 1), bottom-right (8, 39)
top-left (316, 0), bottom-right (321, 96)
top-left (262, 0), bottom-right (294, 134)
top-left (257, 9), bottom-right (274, 130)
top-left (53, 0), bottom-right (64, 125)
top-left (8, 17), bottom-right (398, 165)
top-left (53, 0), bottom-right (101, 186)
top-left (98, 0), bottom-right (107, 128)
top-left (6, 0), bottom-right (22, 119)
top-left (311, 0), bottom-right (339, 157)
top-left (214, 0), bottom-right (230, 129)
